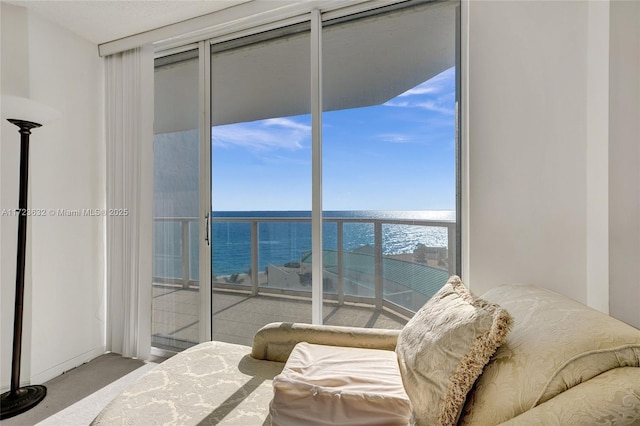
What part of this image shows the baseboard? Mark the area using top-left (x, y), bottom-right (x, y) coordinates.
top-left (28, 346), bottom-right (106, 387)
top-left (0, 377), bottom-right (33, 394)
top-left (1, 369), bottom-right (42, 393)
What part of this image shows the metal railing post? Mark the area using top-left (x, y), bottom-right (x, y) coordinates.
top-left (181, 219), bottom-right (190, 289)
top-left (251, 221), bottom-right (259, 296)
top-left (337, 221), bottom-right (344, 305)
top-left (374, 221), bottom-right (383, 310)
top-left (448, 223), bottom-right (456, 277)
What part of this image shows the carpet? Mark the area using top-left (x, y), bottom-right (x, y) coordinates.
top-left (35, 363), bottom-right (157, 426)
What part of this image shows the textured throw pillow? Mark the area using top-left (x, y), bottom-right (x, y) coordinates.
top-left (396, 275), bottom-right (512, 426)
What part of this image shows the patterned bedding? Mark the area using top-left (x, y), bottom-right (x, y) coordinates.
top-left (91, 341), bottom-right (284, 425)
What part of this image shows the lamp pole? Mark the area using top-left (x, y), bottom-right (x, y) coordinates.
top-left (0, 119), bottom-right (47, 420)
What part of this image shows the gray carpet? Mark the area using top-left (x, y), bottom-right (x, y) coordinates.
top-left (1, 353), bottom-right (158, 426)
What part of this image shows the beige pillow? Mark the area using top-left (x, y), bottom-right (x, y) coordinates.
top-left (396, 275), bottom-right (512, 426)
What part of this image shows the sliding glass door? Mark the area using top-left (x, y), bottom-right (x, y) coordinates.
top-left (321, 2), bottom-right (457, 319)
top-left (150, 1), bottom-right (460, 352)
top-left (152, 50), bottom-right (201, 351)
top-left (210, 25), bottom-right (314, 346)
top-left (207, 1), bottom-right (459, 342)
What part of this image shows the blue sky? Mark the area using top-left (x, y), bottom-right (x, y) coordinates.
top-left (211, 67), bottom-right (456, 212)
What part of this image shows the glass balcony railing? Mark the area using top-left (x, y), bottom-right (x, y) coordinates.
top-left (153, 214), bottom-right (456, 316)
top-left (153, 217), bottom-right (200, 288)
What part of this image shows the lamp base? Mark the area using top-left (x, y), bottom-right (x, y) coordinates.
top-left (0, 385), bottom-right (47, 420)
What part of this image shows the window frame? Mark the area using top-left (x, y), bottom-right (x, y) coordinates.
top-left (152, 0), bottom-right (462, 347)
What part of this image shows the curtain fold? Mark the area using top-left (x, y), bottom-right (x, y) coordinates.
top-left (105, 46), bottom-right (154, 359)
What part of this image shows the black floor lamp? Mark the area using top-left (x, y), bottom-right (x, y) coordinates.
top-left (1, 96), bottom-right (58, 420)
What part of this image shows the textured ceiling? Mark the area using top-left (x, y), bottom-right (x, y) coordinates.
top-left (5, 0), bottom-right (252, 45)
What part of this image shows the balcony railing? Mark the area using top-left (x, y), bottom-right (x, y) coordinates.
top-left (153, 215), bottom-right (456, 315)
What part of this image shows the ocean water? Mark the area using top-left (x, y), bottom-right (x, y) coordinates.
top-left (153, 210), bottom-right (455, 279)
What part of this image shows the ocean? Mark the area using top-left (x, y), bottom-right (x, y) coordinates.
top-left (154, 210), bottom-right (455, 279)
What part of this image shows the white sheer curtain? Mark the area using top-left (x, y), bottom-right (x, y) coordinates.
top-left (105, 45), bottom-right (154, 359)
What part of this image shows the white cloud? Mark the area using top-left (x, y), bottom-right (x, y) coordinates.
top-left (384, 67), bottom-right (455, 114)
top-left (398, 85), bottom-right (438, 97)
top-left (415, 101), bottom-right (455, 115)
top-left (384, 98), bottom-right (454, 115)
top-left (378, 133), bottom-right (413, 144)
top-left (383, 100), bottom-right (410, 108)
top-left (263, 117), bottom-right (311, 132)
top-left (397, 67), bottom-right (454, 98)
top-left (212, 117), bottom-right (311, 151)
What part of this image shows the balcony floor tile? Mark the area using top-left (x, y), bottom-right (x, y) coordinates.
top-left (152, 287), bottom-right (408, 350)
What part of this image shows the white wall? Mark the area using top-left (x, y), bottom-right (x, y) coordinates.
top-left (0, 3), bottom-right (31, 390)
top-left (1, 3), bottom-right (105, 390)
top-left (466, 0), bottom-right (640, 328)
top-left (609, 0), bottom-right (640, 328)
top-left (1, 2), bottom-right (32, 390)
top-left (467, 0), bottom-right (589, 300)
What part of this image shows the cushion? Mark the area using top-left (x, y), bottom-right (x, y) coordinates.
top-left (499, 367), bottom-right (640, 426)
top-left (395, 275), bottom-right (512, 426)
top-left (460, 284), bottom-right (640, 425)
top-left (270, 342), bottom-right (411, 426)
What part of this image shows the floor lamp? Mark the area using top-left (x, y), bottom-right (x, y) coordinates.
top-left (1, 96), bottom-right (59, 420)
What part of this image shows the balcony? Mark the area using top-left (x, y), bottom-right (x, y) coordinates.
top-left (152, 214), bottom-right (456, 350)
